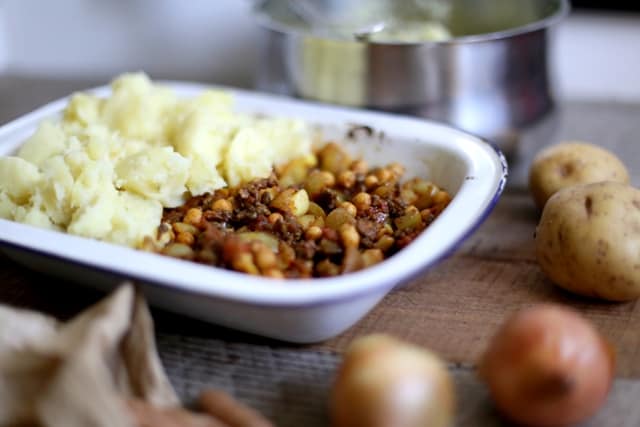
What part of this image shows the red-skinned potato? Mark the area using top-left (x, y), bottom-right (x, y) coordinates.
top-left (479, 304), bottom-right (615, 427)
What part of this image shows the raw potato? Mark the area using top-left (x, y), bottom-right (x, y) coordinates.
top-left (535, 181), bottom-right (640, 301)
top-left (529, 142), bottom-right (629, 209)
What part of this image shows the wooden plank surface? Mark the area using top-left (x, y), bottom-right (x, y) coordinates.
top-left (3, 249), bottom-right (640, 427)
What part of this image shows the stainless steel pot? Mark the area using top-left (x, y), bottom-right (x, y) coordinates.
top-left (254, 0), bottom-right (570, 156)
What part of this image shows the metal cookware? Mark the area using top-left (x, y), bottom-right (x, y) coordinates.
top-left (254, 0), bottom-right (570, 155)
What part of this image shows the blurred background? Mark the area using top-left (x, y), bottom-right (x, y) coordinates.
top-left (0, 0), bottom-right (638, 102)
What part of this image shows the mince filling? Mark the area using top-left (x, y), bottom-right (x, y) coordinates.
top-left (145, 142), bottom-right (451, 278)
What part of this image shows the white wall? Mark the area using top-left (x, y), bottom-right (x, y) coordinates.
top-left (2, 0), bottom-right (260, 87)
top-left (553, 12), bottom-right (640, 101)
top-left (1, 1), bottom-right (640, 100)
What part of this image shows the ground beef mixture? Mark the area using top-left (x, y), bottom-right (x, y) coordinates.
top-left (145, 142), bottom-right (451, 278)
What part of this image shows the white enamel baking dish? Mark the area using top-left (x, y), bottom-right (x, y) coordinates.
top-left (0, 82), bottom-right (507, 343)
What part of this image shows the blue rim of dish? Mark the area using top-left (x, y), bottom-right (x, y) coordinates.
top-left (0, 139), bottom-right (508, 309)
top-left (254, 0), bottom-right (570, 45)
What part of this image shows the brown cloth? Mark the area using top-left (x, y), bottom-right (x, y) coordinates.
top-left (0, 284), bottom-right (178, 427)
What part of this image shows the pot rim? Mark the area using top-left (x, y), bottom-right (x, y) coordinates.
top-left (254, 0), bottom-right (570, 45)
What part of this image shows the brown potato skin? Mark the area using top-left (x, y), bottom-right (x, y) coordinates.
top-left (535, 182), bottom-right (640, 301)
top-left (529, 142), bottom-right (629, 210)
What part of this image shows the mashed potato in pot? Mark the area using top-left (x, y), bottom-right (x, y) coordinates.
top-left (0, 73), bottom-right (313, 247)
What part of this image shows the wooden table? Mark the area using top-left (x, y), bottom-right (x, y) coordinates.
top-left (2, 75), bottom-right (640, 426)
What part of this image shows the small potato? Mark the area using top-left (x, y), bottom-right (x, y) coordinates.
top-left (529, 142), bottom-right (629, 209)
top-left (535, 181), bottom-right (640, 301)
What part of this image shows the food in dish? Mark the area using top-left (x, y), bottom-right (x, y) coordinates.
top-left (150, 142), bottom-right (451, 278)
top-left (0, 73), bottom-right (313, 247)
top-left (0, 73), bottom-right (453, 279)
top-left (0, 77), bottom-right (505, 340)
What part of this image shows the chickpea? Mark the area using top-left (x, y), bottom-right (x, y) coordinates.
top-left (339, 201), bottom-right (358, 217)
top-left (268, 212), bottom-right (284, 224)
top-left (196, 248), bottom-right (216, 264)
top-left (175, 231), bottom-right (195, 246)
top-left (173, 222), bottom-right (198, 235)
top-left (377, 223), bottom-right (394, 238)
top-left (212, 198), bottom-right (233, 212)
top-left (350, 159), bottom-right (369, 175)
top-left (278, 242), bottom-right (296, 266)
top-left (316, 259), bottom-right (341, 277)
top-left (215, 188), bottom-right (230, 198)
top-left (400, 189), bottom-right (418, 205)
top-left (312, 216), bottom-right (325, 229)
top-left (263, 268), bottom-right (285, 279)
top-left (255, 247), bottom-right (277, 270)
top-left (433, 191), bottom-right (451, 205)
top-left (340, 223), bottom-right (360, 248)
top-left (352, 192), bottom-right (372, 212)
top-left (364, 174), bottom-right (379, 189)
top-left (184, 207), bottom-right (203, 226)
top-left (395, 206), bottom-right (422, 231)
top-left (162, 243), bottom-right (194, 259)
top-left (305, 225), bottom-right (323, 241)
top-left (375, 168), bottom-right (392, 183)
top-left (298, 214), bottom-right (316, 230)
top-left (338, 170), bottom-right (356, 188)
top-left (305, 170), bottom-right (335, 197)
top-left (232, 252), bottom-right (259, 275)
top-left (420, 209), bottom-right (434, 222)
top-left (412, 180), bottom-right (434, 196)
top-left (374, 183), bottom-right (394, 198)
top-left (375, 235), bottom-right (395, 252)
top-left (362, 248), bottom-right (384, 266)
top-left (319, 142), bottom-right (352, 174)
top-left (321, 171), bottom-right (337, 186)
top-left (307, 202), bottom-right (327, 218)
top-left (404, 205), bottom-right (421, 216)
top-left (271, 188), bottom-right (310, 216)
top-left (326, 207), bottom-right (356, 230)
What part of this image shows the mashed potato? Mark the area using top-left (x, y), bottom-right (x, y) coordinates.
top-left (0, 73), bottom-right (313, 247)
